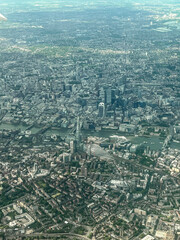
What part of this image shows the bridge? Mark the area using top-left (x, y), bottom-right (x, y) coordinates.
top-left (35, 125), bottom-right (51, 135)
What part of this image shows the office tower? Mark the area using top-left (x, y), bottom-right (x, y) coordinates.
top-left (106, 87), bottom-right (112, 104)
top-left (99, 87), bottom-right (106, 103)
top-left (76, 116), bottom-right (81, 142)
top-left (63, 153), bottom-right (71, 163)
top-left (98, 102), bottom-right (105, 118)
top-left (81, 165), bottom-right (88, 177)
top-left (70, 140), bottom-right (77, 154)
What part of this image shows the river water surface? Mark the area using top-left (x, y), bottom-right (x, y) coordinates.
top-left (0, 123), bottom-right (179, 151)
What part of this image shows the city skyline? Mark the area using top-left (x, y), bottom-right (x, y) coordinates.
top-left (0, 0), bottom-right (180, 239)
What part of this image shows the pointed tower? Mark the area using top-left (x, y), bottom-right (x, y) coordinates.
top-left (76, 116), bottom-right (80, 142)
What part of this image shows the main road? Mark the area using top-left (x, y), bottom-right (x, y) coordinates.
top-left (6, 233), bottom-right (90, 240)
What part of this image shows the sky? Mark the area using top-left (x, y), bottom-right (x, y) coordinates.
top-left (0, 0), bottom-right (180, 16)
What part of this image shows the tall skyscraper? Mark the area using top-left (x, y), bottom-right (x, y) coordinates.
top-left (81, 165), bottom-right (88, 177)
top-left (76, 116), bottom-right (81, 144)
top-left (99, 87), bottom-right (106, 103)
top-left (106, 87), bottom-right (112, 105)
top-left (70, 140), bottom-right (77, 154)
top-left (98, 102), bottom-right (105, 118)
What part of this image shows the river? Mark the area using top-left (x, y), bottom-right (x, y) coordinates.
top-left (0, 123), bottom-right (179, 151)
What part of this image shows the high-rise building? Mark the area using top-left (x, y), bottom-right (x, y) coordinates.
top-left (63, 153), bottom-right (71, 163)
top-left (81, 165), bottom-right (88, 177)
top-left (76, 116), bottom-right (80, 142)
top-left (76, 116), bottom-right (83, 151)
top-left (70, 140), bottom-right (77, 154)
top-left (98, 102), bottom-right (105, 118)
top-left (99, 87), bottom-right (106, 103)
top-left (106, 87), bottom-right (112, 104)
